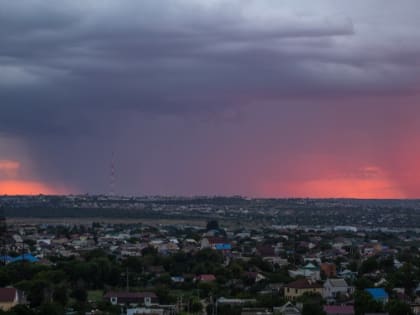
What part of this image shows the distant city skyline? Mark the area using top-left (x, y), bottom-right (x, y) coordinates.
top-left (1, 1), bottom-right (420, 198)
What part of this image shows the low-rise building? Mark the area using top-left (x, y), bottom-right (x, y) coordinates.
top-left (323, 278), bottom-right (353, 300)
top-left (105, 291), bottom-right (158, 306)
top-left (0, 288), bottom-right (25, 311)
top-left (284, 279), bottom-right (323, 300)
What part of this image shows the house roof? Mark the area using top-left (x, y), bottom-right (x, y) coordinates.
top-left (206, 237), bottom-right (227, 244)
top-left (256, 245), bottom-right (275, 257)
top-left (324, 305), bottom-right (354, 315)
top-left (286, 278), bottom-right (322, 289)
top-left (278, 301), bottom-right (301, 312)
top-left (10, 254), bottom-right (39, 263)
top-left (196, 274), bottom-right (216, 281)
top-left (365, 288), bottom-right (389, 300)
top-left (0, 288), bottom-right (17, 303)
top-left (0, 256), bottom-right (13, 263)
top-left (215, 244), bottom-right (231, 250)
top-left (327, 278), bottom-right (348, 287)
top-left (303, 263), bottom-right (318, 270)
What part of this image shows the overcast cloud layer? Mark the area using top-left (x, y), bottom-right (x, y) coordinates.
top-left (1, 0), bottom-right (420, 197)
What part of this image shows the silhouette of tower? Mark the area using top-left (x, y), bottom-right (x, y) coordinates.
top-left (109, 151), bottom-right (116, 196)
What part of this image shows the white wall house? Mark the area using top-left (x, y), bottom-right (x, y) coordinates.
top-left (323, 278), bottom-right (354, 300)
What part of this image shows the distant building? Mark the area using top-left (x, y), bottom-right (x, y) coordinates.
top-left (289, 263), bottom-right (320, 281)
top-left (201, 237), bottom-right (231, 252)
top-left (104, 291), bottom-right (158, 306)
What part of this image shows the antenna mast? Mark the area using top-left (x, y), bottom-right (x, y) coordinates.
top-left (109, 151), bottom-right (116, 196)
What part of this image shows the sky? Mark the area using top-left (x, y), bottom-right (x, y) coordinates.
top-left (1, 0), bottom-right (420, 198)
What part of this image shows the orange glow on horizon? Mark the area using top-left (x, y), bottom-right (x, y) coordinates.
top-left (0, 180), bottom-right (69, 195)
top-left (257, 162), bottom-right (406, 199)
top-left (259, 177), bottom-right (405, 199)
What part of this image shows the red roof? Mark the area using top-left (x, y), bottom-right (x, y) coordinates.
top-left (286, 279), bottom-right (322, 289)
top-left (324, 305), bottom-right (354, 315)
top-left (207, 237), bottom-right (227, 244)
top-left (196, 274), bottom-right (216, 281)
top-left (0, 288), bottom-right (17, 303)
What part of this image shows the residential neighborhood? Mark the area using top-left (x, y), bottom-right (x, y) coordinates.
top-left (1, 197), bottom-right (420, 314)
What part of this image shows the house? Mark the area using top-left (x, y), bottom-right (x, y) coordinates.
top-left (323, 279), bottom-right (353, 300)
top-left (0, 288), bottom-right (25, 311)
top-left (324, 305), bottom-right (355, 315)
top-left (201, 237), bottom-right (229, 250)
top-left (104, 292), bottom-right (158, 306)
top-left (410, 303), bottom-right (420, 315)
top-left (274, 301), bottom-right (302, 315)
top-left (214, 243), bottom-right (232, 251)
top-left (321, 263), bottom-right (337, 278)
top-left (170, 276), bottom-right (185, 283)
top-left (256, 245), bottom-right (276, 257)
top-left (365, 288), bottom-right (389, 304)
top-left (338, 269), bottom-right (357, 281)
top-left (263, 257), bottom-right (289, 267)
top-left (8, 254), bottom-right (39, 264)
top-left (289, 263), bottom-right (320, 281)
top-left (245, 272), bottom-right (266, 283)
top-left (195, 274), bottom-right (216, 282)
top-left (241, 307), bottom-right (272, 315)
top-left (284, 279), bottom-right (323, 300)
top-left (126, 307), bottom-right (166, 315)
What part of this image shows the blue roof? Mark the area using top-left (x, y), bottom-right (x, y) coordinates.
top-left (0, 255), bottom-right (13, 263)
top-left (365, 288), bottom-right (388, 300)
top-left (215, 244), bottom-right (232, 250)
top-left (10, 254), bottom-right (39, 263)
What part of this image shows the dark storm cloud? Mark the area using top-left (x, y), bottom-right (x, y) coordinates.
top-left (0, 0), bottom-right (418, 134)
top-left (1, 0), bottom-right (420, 195)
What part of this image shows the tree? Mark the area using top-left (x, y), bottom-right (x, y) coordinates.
top-left (52, 285), bottom-right (68, 306)
top-left (354, 277), bottom-right (374, 290)
top-left (359, 257), bottom-right (379, 275)
top-left (71, 287), bottom-right (87, 303)
top-left (6, 305), bottom-right (35, 315)
top-left (354, 291), bottom-right (384, 315)
top-left (386, 300), bottom-right (413, 315)
top-left (302, 303), bottom-right (326, 315)
top-left (190, 297), bottom-right (203, 314)
top-left (37, 303), bottom-right (63, 315)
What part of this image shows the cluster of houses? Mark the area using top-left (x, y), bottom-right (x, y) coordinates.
top-left (2, 221), bottom-right (420, 315)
